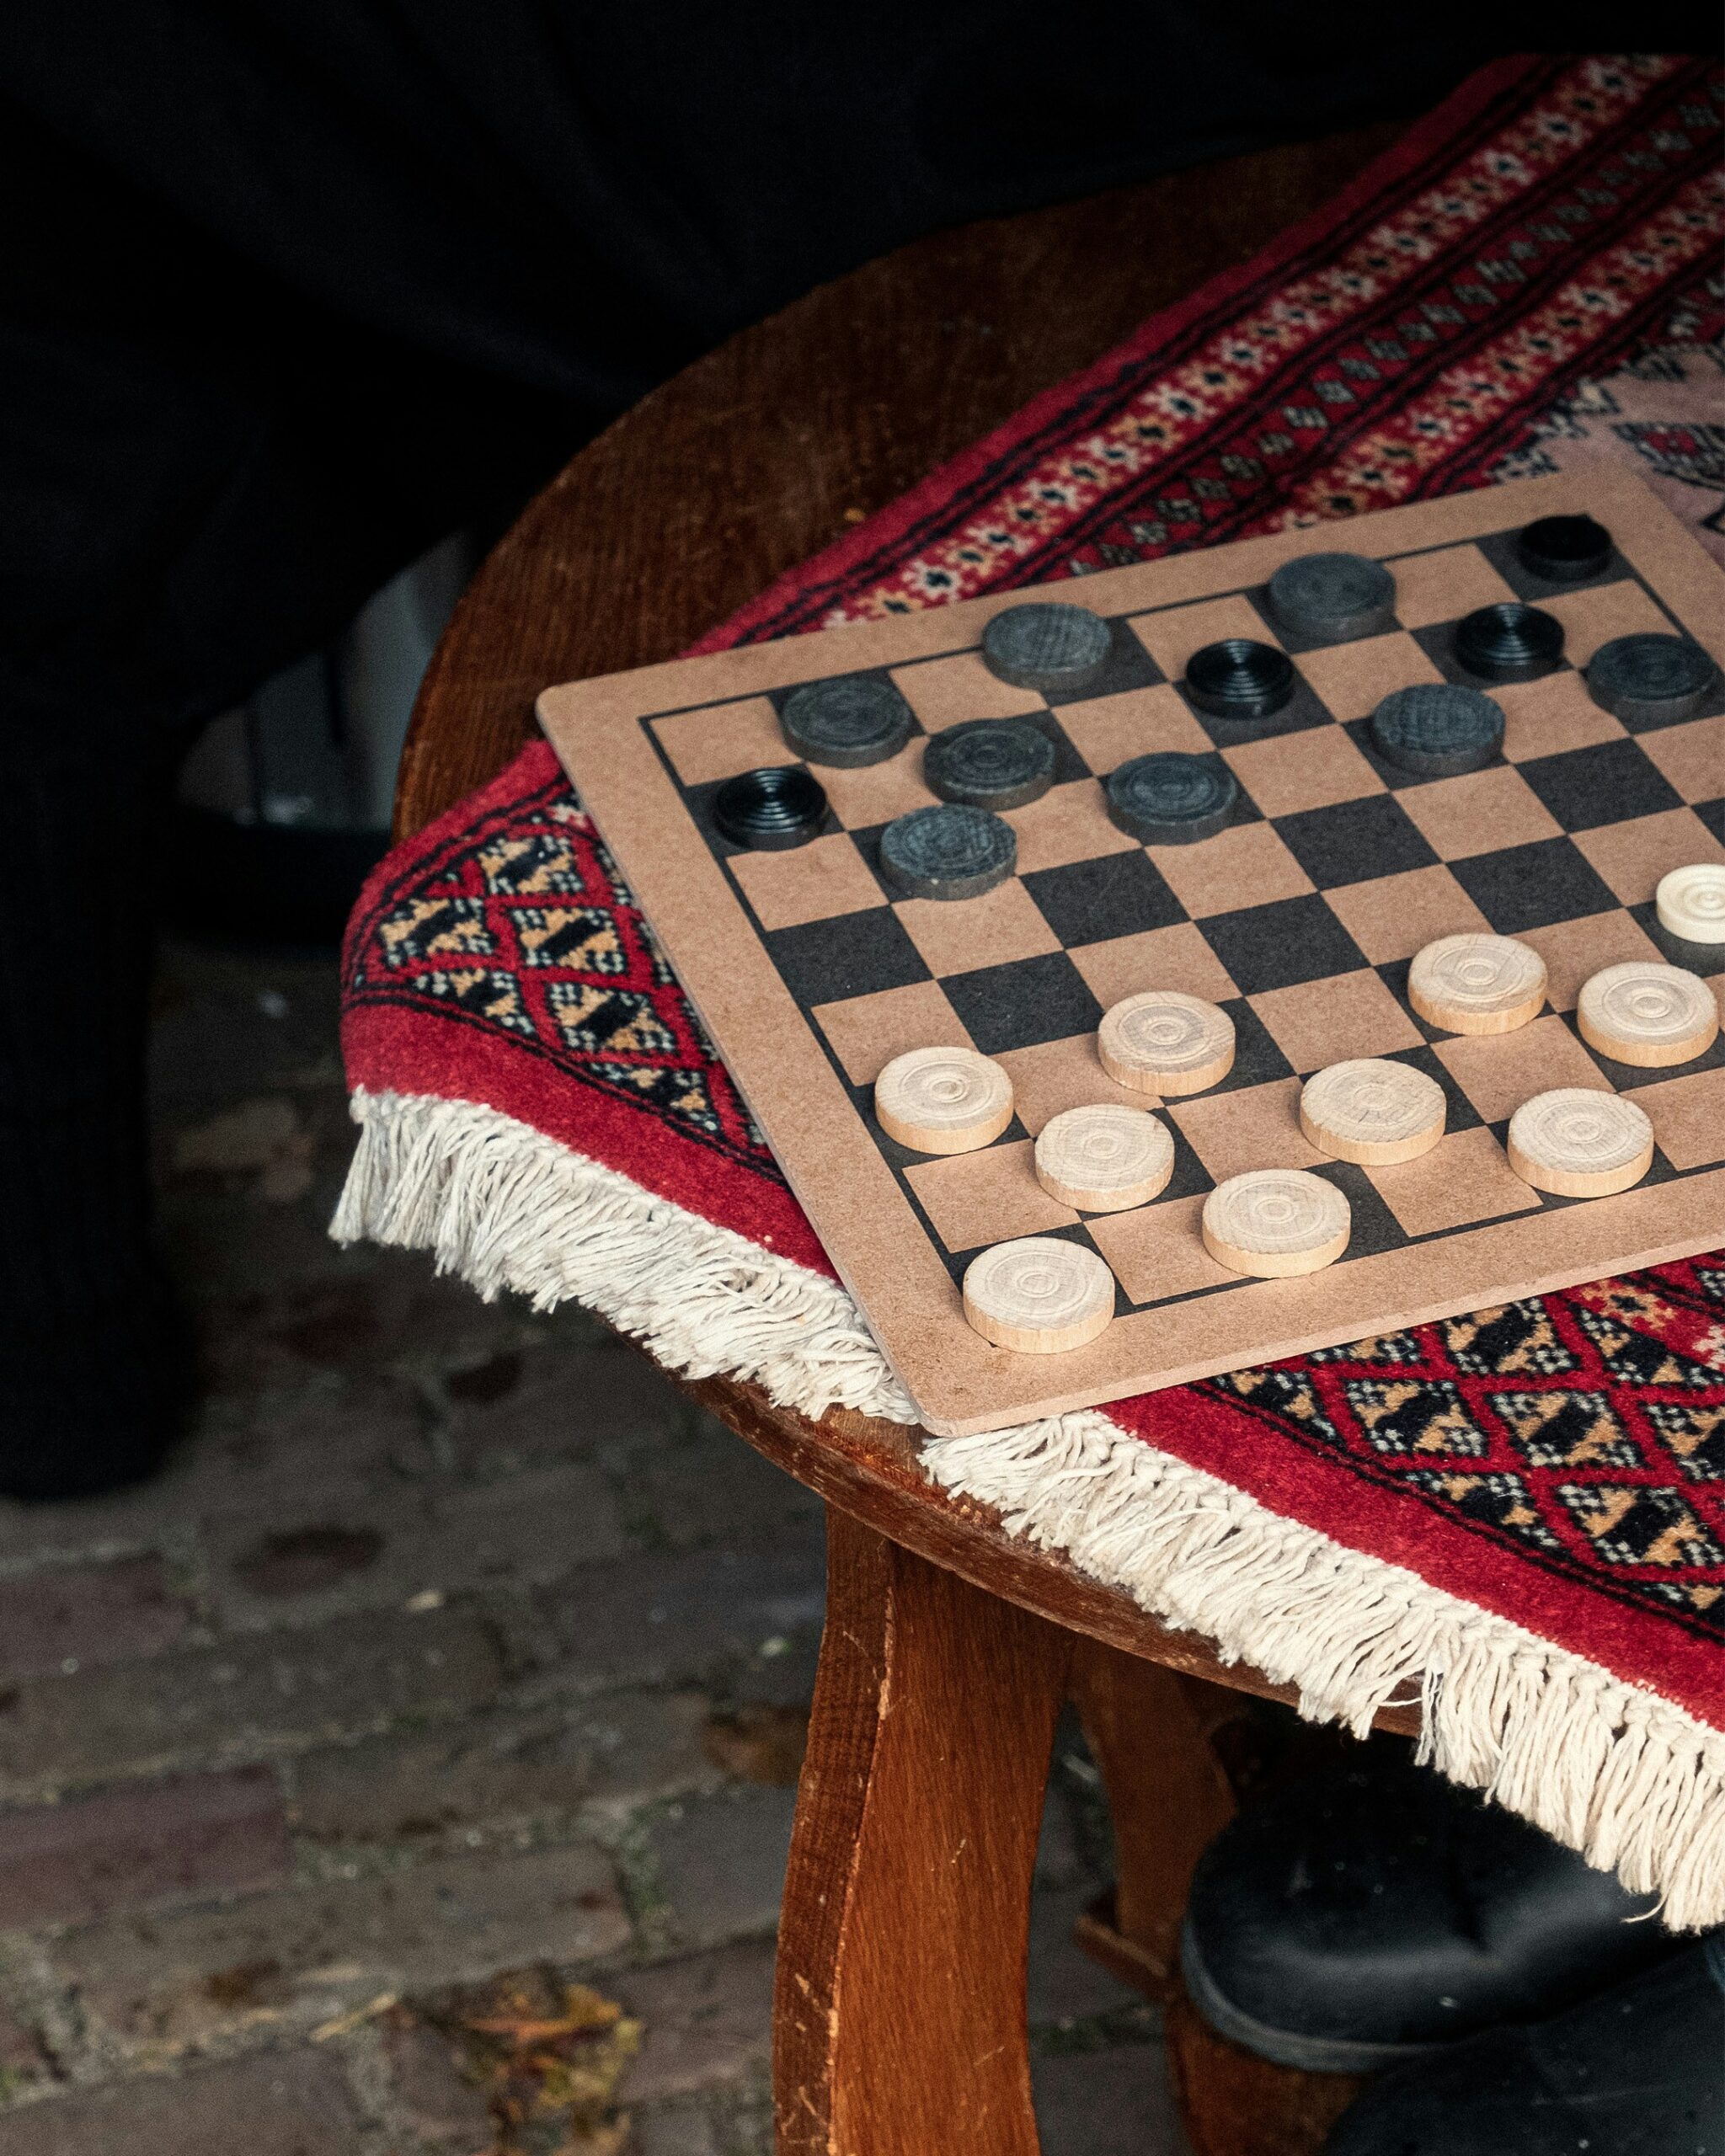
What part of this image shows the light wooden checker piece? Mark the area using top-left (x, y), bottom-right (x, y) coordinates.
top-left (1508, 1089), bottom-right (1655, 1198)
top-left (1576, 961), bottom-right (1718, 1068)
top-left (539, 464), bottom-right (1725, 1437)
top-left (1300, 1059), bottom-right (1446, 1165)
top-left (874, 1046), bottom-right (1013, 1154)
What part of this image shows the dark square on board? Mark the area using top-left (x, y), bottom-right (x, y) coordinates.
top-left (1023, 850), bottom-right (1188, 947)
top-left (1516, 737), bottom-right (1685, 833)
top-left (943, 951), bottom-right (1107, 1055)
top-left (1197, 892), bottom-right (1369, 995)
top-left (764, 907), bottom-right (929, 1006)
top-left (1274, 793), bottom-right (1441, 890)
top-left (1317, 1161), bottom-right (1410, 1262)
top-left (1449, 836), bottom-right (1620, 935)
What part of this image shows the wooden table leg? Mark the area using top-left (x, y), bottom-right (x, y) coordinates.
top-left (775, 1507), bottom-right (1074, 2156)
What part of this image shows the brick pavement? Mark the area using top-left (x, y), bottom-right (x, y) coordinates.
top-left (0, 937), bottom-right (1189, 2153)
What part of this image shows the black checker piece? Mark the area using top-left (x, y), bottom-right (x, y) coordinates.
top-left (1450, 837), bottom-right (1619, 935)
top-left (713, 766), bottom-right (828, 851)
top-left (1517, 514), bottom-right (1612, 584)
top-left (1370, 683), bottom-right (1504, 777)
top-left (1184, 638), bottom-right (1295, 722)
top-left (779, 675), bottom-right (914, 767)
top-left (981, 602), bottom-right (1113, 694)
top-left (922, 719), bottom-right (1055, 810)
top-left (1588, 634), bottom-right (1717, 728)
top-left (1268, 552), bottom-right (1396, 643)
top-left (1107, 752), bottom-right (1237, 843)
top-left (1518, 738), bottom-right (1682, 834)
top-left (1454, 602), bottom-right (1564, 684)
top-left (879, 803), bottom-right (1016, 901)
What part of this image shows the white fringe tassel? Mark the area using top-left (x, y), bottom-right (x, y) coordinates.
top-left (334, 1086), bottom-right (1725, 1930)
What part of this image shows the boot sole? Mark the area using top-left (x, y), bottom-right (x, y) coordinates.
top-left (1178, 1919), bottom-right (1443, 2076)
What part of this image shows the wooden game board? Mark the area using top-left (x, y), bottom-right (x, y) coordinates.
top-left (539, 468), bottom-right (1725, 1437)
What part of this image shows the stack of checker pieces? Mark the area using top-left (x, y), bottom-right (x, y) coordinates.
top-left (538, 470), bottom-right (1725, 1438)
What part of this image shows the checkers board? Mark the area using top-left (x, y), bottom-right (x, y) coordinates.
top-left (539, 469), bottom-right (1725, 1437)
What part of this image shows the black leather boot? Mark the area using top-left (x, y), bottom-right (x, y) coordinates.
top-left (1324, 1938), bottom-right (1725, 2154)
top-left (1181, 1752), bottom-right (1680, 2073)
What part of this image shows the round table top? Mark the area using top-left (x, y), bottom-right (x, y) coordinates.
top-left (393, 120), bottom-right (1418, 1727)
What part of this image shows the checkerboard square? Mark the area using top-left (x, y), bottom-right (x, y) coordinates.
top-left (1005, 779), bottom-right (1140, 873)
top-left (1638, 713), bottom-right (1725, 803)
top-left (1294, 632), bottom-right (1445, 723)
top-left (1224, 727), bottom-right (1385, 818)
top-left (994, 1034), bottom-right (1157, 1132)
top-left (1434, 1013), bottom-right (1608, 1124)
top-left (820, 743), bottom-right (935, 829)
top-left (895, 880), bottom-right (1060, 977)
top-left (1322, 865), bottom-right (1491, 964)
top-left (943, 951), bottom-right (1105, 1055)
top-left (812, 979), bottom-right (971, 1086)
top-left (1200, 894), bottom-right (1368, 994)
top-left (1367, 1126), bottom-right (1542, 1238)
top-left (1087, 1195), bottom-right (1238, 1305)
top-left (1636, 1066), bottom-right (1725, 1170)
top-left (729, 833), bottom-right (888, 931)
top-left (766, 908), bottom-right (927, 1007)
top-left (1054, 685), bottom-right (1213, 771)
top-left (1397, 766), bottom-right (1564, 862)
top-left (1496, 671), bottom-right (1628, 763)
top-left (1069, 921), bottom-right (1240, 1008)
top-left (1047, 623), bottom-right (1165, 704)
top-left (1130, 595), bottom-right (1286, 680)
top-left (1539, 580), bottom-right (1675, 666)
top-left (1171, 1077), bottom-right (1327, 1182)
top-left (1024, 851), bottom-right (1185, 947)
top-left (1386, 543), bottom-right (1519, 630)
top-left (1517, 910), bottom-right (1665, 1011)
top-left (1518, 738), bottom-right (1683, 835)
top-left (1450, 836), bottom-right (1620, 934)
top-left (653, 697), bottom-right (788, 786)
top-left (1252, 969), bottom-right (1423, 1073)
top-left (889, 653), bottom-right (1047, 730)
top-left (1573, 806), bottom-right (1725, 905)
top-left (1275, 794), bottom-right (1440, 889)
top-left (905, 1141), bottom-right (1077, 1251)
top-left (1146, 821), bottom-right (1313, 917)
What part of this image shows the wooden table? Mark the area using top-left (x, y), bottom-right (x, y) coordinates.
top-left (394, 122), bottom-right (1418, 2156)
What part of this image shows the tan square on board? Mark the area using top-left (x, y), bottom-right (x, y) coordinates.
top-left (993, 1034), bottom-right (1156, 1134)
top-left (1294, 631), bottom-right (1445, 723)
top-left (905, 1140), bottom-right (1077, 1251)
top-left (1635, 1067), bottom-right (1725, 1171)
top-left (1252, 970), bottom-right (1423, 1074)
top-left (1573, 807), bottom-right (1725, 907)
top-left (1368, 1126), bottom-right (1542, 1238)
top-left (652, 697), bottom-right (788, 787)
top-left (1171, 1078), bottom-right (1327, 1183)
top-left (889, 652), bottom-right (1047, 730)
top-left (1639, 713), bottom-right (1725, 803)
top-left (1386, 543), bottom-right (1519, 630)
top-left (1398, 766), bottom-right (1562, 862)
top-left (1434, 1013), bottom-right (1608, 1125)
top-left (729, 833), bottom-right (885, 931)
top-left (1224, 725), bottom-right (1385, 818)
top-left (1004, 779), bottom-right (1140, 874)
top-left (1518, 910), bottom-right (1664, 1012)
top-left (1070, 920), bottom-right (1240, 1009)
top-left (1129, 595), bottom-right (1284, 680)
top-left (1323, 864), bottom-right (1490, 964)
top-left (812, 979), bottom-right (970, 1087)
top-left (1540, 580), bottom-right (1674, 667)
top-left (1497, 671), bottom-right (1628, 763)
top-left (1056, 685), bottom-right (1211, 772)
top-left (895, 879), bottom-right (1060, 978)
top-left (820, 742), bottom-right (937, 829)
top-left (1088, 1194), bottom-right (1238, 1305)
top-left (1147, 821), bottom-right (1315, 918)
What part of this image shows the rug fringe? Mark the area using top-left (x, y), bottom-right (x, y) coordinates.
top-left (334, 1086), bottom-right (1725, 1930)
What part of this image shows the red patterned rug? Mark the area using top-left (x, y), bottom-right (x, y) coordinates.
top-left (339, 54), bottom-right (1725, 1927)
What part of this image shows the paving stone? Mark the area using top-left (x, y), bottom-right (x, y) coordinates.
top-left (0, 1767), bottom-right (290, 1929)
top-left (612, 1940), bottom-right (775, 2103)
top-left (0, 2046), bottom-right (364, 2154)
top-left (289, 1691), bottom-right (718, 1844)
top-left (0, 1560), bottom-right (192, 1684)
top-left (375, 2009), bottom-right (494, 2148)
top-left (630, 2100), bottom-right (721, 2156)
top-left (1034, 2041), bottom-right (1190, 2156)
top-left (56, 1839), bottom-right (631, 2047)
top-left (1027, 1884), bottom-right (1144, 2030)
top-left (646, 1789), bottom-right (797, 1948)
top-left (617, 1417), bottom-right (823, 1553)
top-left (445, 1339), bottom-right (689, 1469)
top-left (0, 1607), bottom-right (506, 1797)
